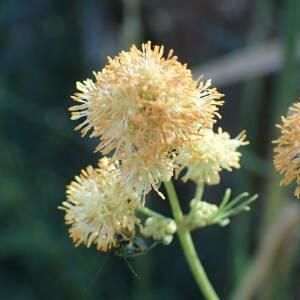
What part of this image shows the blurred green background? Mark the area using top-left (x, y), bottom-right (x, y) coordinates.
top-left (1, 0), bottom-right (300, 299)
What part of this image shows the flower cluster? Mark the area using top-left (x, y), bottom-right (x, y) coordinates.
top-left (58, 158), bottom-right (140, 252)
top-left (70, 41), bottom-right (224, 196)
top-left (61, 42), bottom-right (249, 252)
top-left (120, 152), bottom-right (175, 201)
top-left (176, 128), bottom-right (248, 185)
top-left (273, 102), bottom-right (300, 198)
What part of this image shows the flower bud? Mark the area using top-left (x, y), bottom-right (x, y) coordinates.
top-left (162, 235), bottom-right (173, 245)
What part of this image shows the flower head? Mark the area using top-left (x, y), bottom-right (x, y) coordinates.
top-left (273, 102), bottom-right (300, 198)
top-left (176, 128), bottom-right (248, 185)
top-left (58, 157), bottom-right (140, 252)
top-left (120, 152), bottom-right (175, 201)
top-left (70, 41), bottom-right (224, 162)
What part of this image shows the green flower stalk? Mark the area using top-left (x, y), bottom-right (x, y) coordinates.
top-left (164, 180), bottom-right (220, 300)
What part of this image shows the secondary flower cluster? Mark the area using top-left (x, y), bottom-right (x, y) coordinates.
top-left (176, 128), bottom-right (248, 185)
top-left (59, 158), bottom-right (140, 251)
top-left (273, 102), bottom-right (300, 198)
top-left (61, 42), bottom-right (248, 252)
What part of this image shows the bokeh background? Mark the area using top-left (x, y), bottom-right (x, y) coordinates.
top-left (1, 0), bottom-right (300, 299)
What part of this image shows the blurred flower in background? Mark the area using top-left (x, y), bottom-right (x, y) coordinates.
top-left (273, 102), bottom-right (300, 198)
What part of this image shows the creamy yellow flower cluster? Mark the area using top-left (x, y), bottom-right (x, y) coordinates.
top-left (59, 158), bottom-right (140, 251)
top-left (176, 128), bottom-right (248, 185)
top-left (61, 42), bottom-right (248, 252)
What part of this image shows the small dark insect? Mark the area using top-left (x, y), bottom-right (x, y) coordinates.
top-left (113, 235), bottom-right (159, 258)
top-left (113, 235), bottom-right (160, 279)
top-left (85, 235), bottom-right (159, 288)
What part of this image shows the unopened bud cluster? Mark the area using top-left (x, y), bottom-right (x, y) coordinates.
top-left (185, 199), bottom-right (218, 230)
top-left (142, 217), bottom-right (177, 245)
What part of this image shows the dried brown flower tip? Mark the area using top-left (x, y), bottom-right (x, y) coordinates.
top-left (273, 102), bottom-right (300, 198)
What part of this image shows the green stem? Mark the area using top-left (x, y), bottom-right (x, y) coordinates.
top-left (163, 181), bottom-right (219, 300)
top-left (136, 205), bottom-right (167, 220)
top-left (195, 184), bottom-right (205, 203)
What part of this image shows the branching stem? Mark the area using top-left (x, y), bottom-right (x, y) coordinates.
top-left (163, 181), bottom-right (219, 300)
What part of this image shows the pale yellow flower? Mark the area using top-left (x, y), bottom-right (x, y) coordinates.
top-left (273, 102), bottom-right (300, 198)
top-left (70, 41), bottom-right (224, 162)
top-left (119, 152), bottom-right (175, 200)
top-left (176, 128), bottom-right (248, 185)
top-left (58, 157), bottom-right (140, 252)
